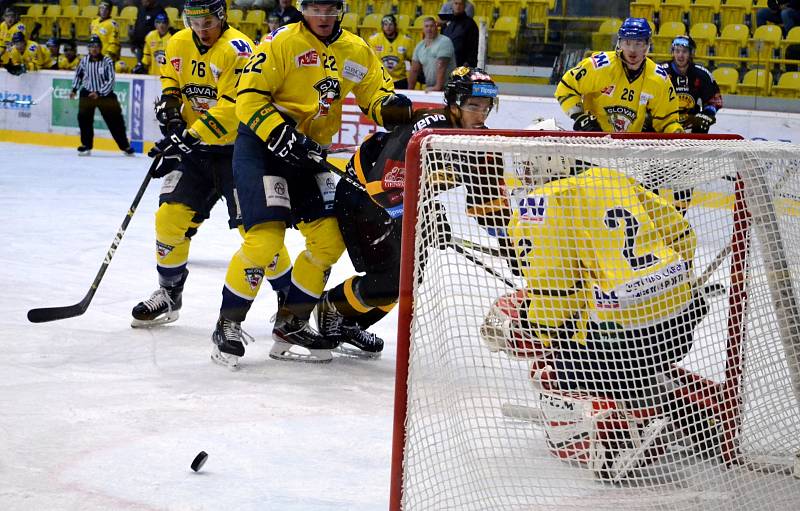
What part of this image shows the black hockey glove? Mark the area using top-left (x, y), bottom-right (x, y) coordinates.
top-left (379, 93), bottom-right (413, 130)
top-left (266, 123), bottom-right (323, 165)
top-left (132, 62), bottom-right (147, 74)
top-left (571, 112), bottom-right (602, 132)
top-left (148, 152), bottom-right (182, 178)
top-left (154, 95), bottom-right (186, 136)
top-left (691, 112), bottom-right (715, 134)
top-left (6, 63), bottom-right (26, 76)
top-left (150, 129), bottom-right (200, 158)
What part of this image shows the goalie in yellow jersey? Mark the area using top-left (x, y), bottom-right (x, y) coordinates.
top-left (479, 150), bottom-right (717, 481)
top-left (554, 17), bottom-right (682, 134)
top-left (209, 0), bottom-right (411, 368)
top-left (130, 0), bottom-right (293, 328)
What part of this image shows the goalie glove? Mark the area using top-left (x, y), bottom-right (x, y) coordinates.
top-left (571, 112), bottom-right (602, 132)
top-left (691, 111), bottom-right (715, 134)
top-left (266, 123), bottom-right (323, 166)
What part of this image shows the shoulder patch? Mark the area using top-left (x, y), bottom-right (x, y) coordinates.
top-left (342, 59), bottom-right (368, 83)
top-left (229, 39), bottom-right (252, 57)
top-left (655, 65), bottom-right (668, 79)
top-left (591, 52), bottom-right (610, 69)
top-left (170, 57), bottom-right (182, 72)
top-left (295, 49), bottom-right (319, 67)
top-left (517, 196), bottom-right (547, 224)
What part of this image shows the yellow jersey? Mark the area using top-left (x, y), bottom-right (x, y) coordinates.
top-left (367, 31), bottom-right (412, 83)
top-left (555, 51), bottom-right (682, 133)
top-left (0, 20), bottom-right (25, 57)
top-left (2, 39), bottom-right (45, 70)
top-left (41, 46), bottom-right (57, 69)
top-left (236, 22), bottom-right (395, 146)
top-left (507, 167), bottom-right (696, 345)
top-left (161, 26), bottom-right (254, 146)
top-left (90, 17), bottom-right (120, 60)
top-left (142, 29), bottom-right (171, 76)
top-left (58, 54), bottom-right (80, 70)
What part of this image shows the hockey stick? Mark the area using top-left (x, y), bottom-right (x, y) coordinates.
top-left (27, 158), bottom-right (157, 323)
top-left (449, 242), bottom-right (520, 289)
top-left (0, 87), bottom-right (53, 106)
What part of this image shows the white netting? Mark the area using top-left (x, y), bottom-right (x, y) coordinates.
top-left (398, 135), bottom-right (800, 511)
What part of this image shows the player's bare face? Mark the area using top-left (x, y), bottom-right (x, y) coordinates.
top-left (619, 38), bottom-right (648, 71)
top-left (672, 46), bottom-right (691, 69)
top-left (14, 40), bottom-right (24, 52)
top-left (303, 4), bottom-right (341, 39)
top-left (458, 97), bottom-right (493, 129)
top-left (156, 20), bottom-right (169, 36)
top-left (3, 13), bottom-right (14, 25)
top-left (382, 20), bottom-right (396, 38)
top-left (188, 15), bottom-right (223, 46)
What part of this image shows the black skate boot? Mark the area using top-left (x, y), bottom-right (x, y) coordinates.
top-left (316, 292), bottom-right (383, 359)
top-left (131, 271), bottom-right (187, 328)
top-left (270, 309), bottom-right (338, 364)
top-left (211, 315), bottom-right (254, 370)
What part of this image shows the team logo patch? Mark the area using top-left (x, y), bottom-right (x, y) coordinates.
top-left (170, 57), bottom-right (182, 72)
top-left (382, 55), bottom-right (399, 71)
top-left (591, 52), bottom-right (610, 69)
top-left (229, 39), bottom-right (252, 57)
top-left (382, 161), bottom-right (405, 190)
top-left (639, 92), bottom-right (653, 105)
top-left (296, 49), bottom-right (319, 67)
top-left (313, 77), bottom-right (341, 118)
top-left (210, 63), bottom-right (221, 81)
top-left (267, 253), bottom-right (280, 272)
top-left (156, 241), bottom-right (174, 259)
top-left (342, 59), bottom-right (367, 83)
top-left (517, 196), bottom-right (546, 223)
top-left (655, 66), bottom-right (668, 79)
top-left (182, 84), bottom-right (217, 113)
top-left (244, 267), bottom-right (264, 290)
top-left (604, 105), bottom-right (637, 132)
top-left (263, 175), bottom-right (290, 208)
top-left (600, 85), bottom-right (615, 97)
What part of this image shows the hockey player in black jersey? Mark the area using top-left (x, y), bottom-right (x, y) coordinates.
top-left (315, 66), bottom-right (501, 357)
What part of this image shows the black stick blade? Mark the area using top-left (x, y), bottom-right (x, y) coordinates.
top-left (27, 301), bottom-right (88, 323)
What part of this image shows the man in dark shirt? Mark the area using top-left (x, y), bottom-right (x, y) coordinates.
top-left (129, 0), bottom-right (167, 65)
top-left (440, 0), bottom-right (478, 67)
top-left (272, 0), bottom-right (302, 27)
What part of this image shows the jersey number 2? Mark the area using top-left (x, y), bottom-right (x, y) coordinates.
top-left (604, 207), bottom-right (660, 271)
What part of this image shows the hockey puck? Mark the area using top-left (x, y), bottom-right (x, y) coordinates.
top-left (191, 451), bottom-right (208, 472)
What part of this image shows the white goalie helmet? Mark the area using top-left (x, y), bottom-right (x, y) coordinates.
top-left (516, 118), bottom-right (575, 188)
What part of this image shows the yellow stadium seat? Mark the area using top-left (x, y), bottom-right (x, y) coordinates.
top-left (712, 67), bottom-right (739, 94)
top-left (20, 5), bottom-right (44, 31)
top-left (117, 5), bottom-right (138, 43)
top-left (488, 15), bottom-right (518, 61)
top-left (419, 0), bottom-right (440, 17)
top-left (690, 22), bottom-right (718, 65)
top-left (372, 0), bottom-right (395, 16)
top-left (359, 12), bottom-right (382, 38)
top-left (715, 23), bottom-right (749, 66)
top-left (57, 5), bottom-right (80, 39)
top-left (227, 9), bottom-right (243, 29)
top-left (689, 0), bottom-right (720, 26)
top-left (591, 18), bottom-right (622, 51)
top-left (474, 0), bottom-right (496, 19)
top-left (771, 71), bottom-right (800, 98)
top-left (660, 0), bottom-right (690, 25)
top-left (473, 15), bottom-right (490, 29)
top-left (396, 13), bottom-right (411, 30)
top-left (719, 0), bottom-right (751, 31)
top-left (75, 6), bottom-right (98, 39)
top-left (737, 68), bottom-right (773, 96)
top-left (39, 5), bottom-right (61, 39)
top-left (747, 24), bottom-right (782, 66)
top-left (396, 1), bottom-right (418, 18)
top-left (341, 12), bottom-right (358, 33)
top-left (165, 7), bottom-right (180, 26)
top-left (497, 0), bottom-right (522, 20)
top-left (239, 9), bottom-right (266, 40)
top-left (652, 21), bottom-right (686, 55)
top-left (348, 0), bottom-right (370, 18)
top-left (629, 0), bottom-right (660, 22)
top-left (77, 0), bottom-right (92, 7)
top-left (525, 0), bottom-right (549, 41)
top-left (783, 26), bottom-right (800, 56)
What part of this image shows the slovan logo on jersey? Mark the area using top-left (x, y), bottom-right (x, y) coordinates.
top-left (604, 105), bottom-right (637, 132)
top-left (183, 84), bottom-right (217, 113)
top-left (244, 267), bottom-right (264, 290)
top-left (156, 241), bottom-right (174, 259)
top-left (313, 77), bottom-right (340, 118)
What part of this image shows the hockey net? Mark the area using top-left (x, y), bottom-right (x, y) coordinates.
top-left (390, 131), bottom-right (800, 510)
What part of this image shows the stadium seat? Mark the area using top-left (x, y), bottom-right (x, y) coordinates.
top-left (117, 6), bottom-right (138, 43)
top-left (240, 9), bottom-right (266, 40)
top-left (57, 5), bottom-right (80, 39)
top-left (715, 23), bottom-right (750, 67)
top-left (77, 0), bottom-right (92, 7)
top-left (474, 0), bottom-right (497, 19)
top-left (712, 66), bottom-right (739, 94)
top-left (40, 5), bottom-right (61, 39)
top-left (227, 9), bottom-right (243, 30)
top-left (688, 0), bottom-right (720, 26)
top-left (591, 18), bottom-right (622, 51)
top-left (75, 6), bottom-right (98, 40)
top-left (525, 0), bottom-right (549, 41)
top-left (652, 22), bottom-right (686, 55)
top-left (348, 0), bottom-right (369, 18)
top-left (497, 0), bottom-right (524, 21)
top-left (20, 5), bottom-right (44, 32)
top-left (419, 0), bottom-right (440, 16)
top-left (629, 0), bottom-right (660, 23)
top-left (690, 22), bottom-right (718, 65)
top-left (341, 12), bottom-right (358, 33)
top-left (473, 15), bottom-right (490, 29)
top-left (660, 0), bottom-right (690, 26)
top-left (771, 71), bottom-right (800, 98)
top-left (359, 12), bottom-right (382, 38)
top-left (737, 69), bottom-right (773, 96)
top-left (396, 1), bottom-right (419, 18)
top-left (748, 24), bottom-right (782, 66)
top-left (783, 26), bottom-right (800, 57)
top-left (396, 13), bottom-right (411, 30)
top-left (373, 0), bottom-right (396, 16)
top-left (165, 7), bottom-right (180, 26)
top-left (488, 15), bottom-right (519, 61)
top-left (719, 0), bottom-right (751, 31)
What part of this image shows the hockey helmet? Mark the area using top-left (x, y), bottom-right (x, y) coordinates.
top-left (3, 7), bottom-right (17, 21)
top-left (521, 118), bottom-right (575, 187)
top-left (155, 13), bottom-right (169, 24)
top-left (298, 0), bottom-right (345, 19)
top-left (444, 66), bottom-right (499, 111)
top-left (618, 17), bottom-right (652, 41)
top-left (88, 34), bottom-right (102, 47)
top-left (382, 14), bottom-right (397, 26)
top-left (671, 35), bottom-right (696, 54)
top-left (183, 0), bottom-right (227, 27)
top-left (98, 0), bottom-right (113, 18)
top-left (46, 37), bottom-right (59, 49)
top-left (11, 31), bottom-right (25, 44)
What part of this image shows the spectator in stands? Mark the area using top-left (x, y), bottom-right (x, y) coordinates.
top-left (757, 0), bottom-right (800, 36)
top-left (135, 12), bottom-right (172, 74)
top-left (234, 0), bottom-right (274, 10)
top-left (1, 7), bottom-right (25, 60)
top-left (59, 40), bottom-right (80, 70)
top-left (440, 0), bottom-right (479, 67)
top-left (2, 31), bottom-right (45, 75)
top-left (272, 0), bottom-right (302, 27)
top-left (267, 13), bottom-right (281, 34)
top-left (42, 38), bottom-right (59, 70)
top-left (439, 0), bottom-right (474, 17)
top-left (91, 1), bottom-right (121, 61)
top-left (368, 14), bottom-right (414, 89)
top-left (409, 16), bottom-right (456, 91)
top-left (69, 35), bottom-right (134, 157)
top-left (129, 0), bottom-right (166, 66)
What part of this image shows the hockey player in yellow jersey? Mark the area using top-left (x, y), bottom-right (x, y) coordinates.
top-left (131, 0), bottom-right (293, 329)
top-left (58, 41), bottom-right (80, 70)
top-left (0, 7), bottom-right (25, 60)
top-left (137, 13), bottom-right (173, 75)
top-left (367, 14), bottom-right (413, 89)
top-left (91, 1), bottom-right (121, 61)
top-left (210, 0), bottom-right (412, 367)
top-left (555, 18), bottom-right (682, 133)
top-left (2, 31), bottom-right (45, 74)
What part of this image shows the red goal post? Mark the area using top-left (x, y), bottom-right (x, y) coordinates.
top-left (391, 129), bottom-right (800, 510)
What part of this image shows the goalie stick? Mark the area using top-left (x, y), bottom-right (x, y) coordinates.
top-left (0, 87), bottom-right (53, 106)
top-left (27, 158), bottom-right (157, 323)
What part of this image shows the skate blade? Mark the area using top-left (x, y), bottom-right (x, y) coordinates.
top-left (131, 310), bottom-right (179, 329)
top-left (269, 340), bottom-right (332, 364)
top-left (333, 344), bottom-right (382, 360)
top-left (211, 346), bottom-right (240, 370)
top-left (609, 417), bottom-right (668, 483)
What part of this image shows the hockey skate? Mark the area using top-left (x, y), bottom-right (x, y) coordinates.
top-left (270, 311), bottom-right (338, 363)
top-left (131, 272), bottom-right (187, 328)
top-left (211, 316), bottom-right (254, 370)
top-left (316, 293), bottom-right (383, 359)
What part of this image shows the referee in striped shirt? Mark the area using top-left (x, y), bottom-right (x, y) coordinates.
top-left (69, 35), bottom-right (134, 156)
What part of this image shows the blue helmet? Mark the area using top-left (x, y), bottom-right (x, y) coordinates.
top-left (618, 17), bottom-right (652, 41)
top-left (11, 31), bottom-right (25, 44)
top-left (155, 13), bottom-right (168, 24)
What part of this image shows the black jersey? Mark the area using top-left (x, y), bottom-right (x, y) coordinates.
top-left (659, 61), bottom-right (723, 130)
